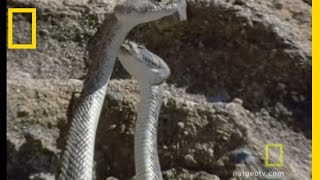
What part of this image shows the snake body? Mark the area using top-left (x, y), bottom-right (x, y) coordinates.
top-left (57, 1), bottom-right (187, 179)
top-left (118, 40), bottom-right (170, 180)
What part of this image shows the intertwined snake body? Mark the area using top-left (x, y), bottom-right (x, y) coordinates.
top-left (118, 40), bottom-right (171, 180)
top-left (57, 1), bottom-right (187, 179)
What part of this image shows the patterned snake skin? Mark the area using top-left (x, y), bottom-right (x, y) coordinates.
top-left (56, 1), bottom-right (187, 180)
top-left (118, 40), bottom-right (171, 180)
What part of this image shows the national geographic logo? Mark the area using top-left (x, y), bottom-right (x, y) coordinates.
top-left (8, 8), bottom-right (37, 49)
top-left (265, 144), bottom-right (284, 168)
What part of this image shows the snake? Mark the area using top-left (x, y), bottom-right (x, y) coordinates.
top-left (118, 40), bottom-right (170, 180)
top-left (56, 0), bottom-right (187, 179)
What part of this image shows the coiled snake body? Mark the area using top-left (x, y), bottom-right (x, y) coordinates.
top-left (118, 40), bottom-right (171, 180)
top-left (57, 0), bottom-right (187, 180)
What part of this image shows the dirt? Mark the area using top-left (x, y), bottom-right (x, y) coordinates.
top-left (7, 0), bottom-right (311, 180)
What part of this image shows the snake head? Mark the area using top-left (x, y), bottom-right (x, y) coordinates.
top-left (114, 0), bottom-right (187, 25)
top-left (118, 40), bottom-right (171, 85)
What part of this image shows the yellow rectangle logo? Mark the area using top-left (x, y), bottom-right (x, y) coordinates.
top-left (265, 144), bottom-right (284, 167)
top-left (8, 8), bottom-right (37, 49)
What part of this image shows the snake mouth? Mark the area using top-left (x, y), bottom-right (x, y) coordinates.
top-left (114, 0), bottom-right (187, 24)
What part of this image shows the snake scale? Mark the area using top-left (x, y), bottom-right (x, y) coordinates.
top-left (118, 40), bottom-right (171, 180)
top-left (57, 0), bottom-right (187, 180)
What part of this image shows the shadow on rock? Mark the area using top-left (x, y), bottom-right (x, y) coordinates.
top-left (7, 134), bottom-right (58, 180)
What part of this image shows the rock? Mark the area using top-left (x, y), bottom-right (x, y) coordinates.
top-left (232, 98), bottom-right (243, 105)
top-left (184, 154), bottom-right (198, 167)
top-left (272, 1), bottom-right (284, 9)
top-left (292, 95), bottom-right (300, 102)
top-left (229, 148), bottom-right (254, 164)
top-left (177, 122), bottom-right (185, 129)
top-left (29, 173), bottom-right (55, 180)
top-left (194, 171), bottom-right (220, 180)
top-left (276, 82), bottom-right (286, 91)
top-left (163, 168), bottom-right (220, 180)
top-left (105, 177), bottom-right (119, 180)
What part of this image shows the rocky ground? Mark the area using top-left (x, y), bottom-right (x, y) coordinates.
top-left (7, 0), bottom-right (311, 180)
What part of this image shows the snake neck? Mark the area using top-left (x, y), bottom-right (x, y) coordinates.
top-left (135, 85), bottom-right (163, 180)
top-left (57, 16), bottom-right (133, 180)
top-left (83, 14), bottom-right (133, 95)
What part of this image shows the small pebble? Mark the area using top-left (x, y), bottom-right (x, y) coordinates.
top-left (207, 148), bottom-right (214, 158)
top-left (198, 42), bottom-right (205, 48)
top-left (120, 124), bottom-right (126, 133)
top-left (292, 95), bottom-right (300, 103)
top-left (276, 82), bottom-right (286, 91)
top-left (107, 124), bottom-right (117, 131)
top-left (273, 1), bottom-right (283, 9)
top-left (184, 154), bottom-right (197, 166)
top-left (106, 176), bottom-right (119, 180)
top-left (178, 122), bottom-right (185, 129)
top-left (229, 148), bottom-right (254, 163)
top-left (232, 98), bottom-right (243, 105)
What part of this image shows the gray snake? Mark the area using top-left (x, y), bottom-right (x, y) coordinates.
top-left (118, 40), bottom-right (171, 180)
top-left (56, 0), bottom-right (187, 180)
